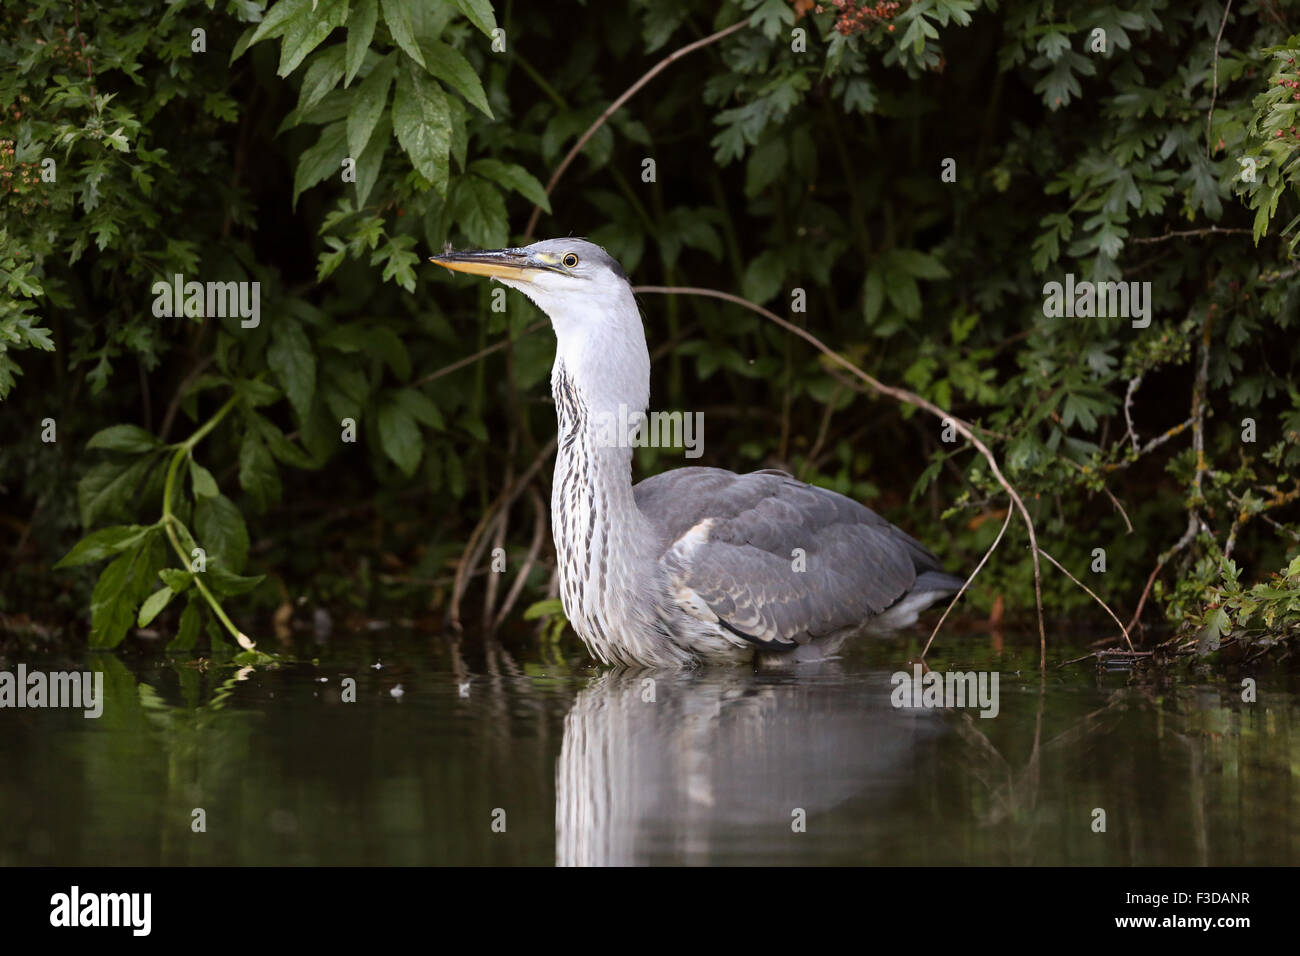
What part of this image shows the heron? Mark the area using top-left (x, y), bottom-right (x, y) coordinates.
top-left (430, 239), bottom-right (964, 667)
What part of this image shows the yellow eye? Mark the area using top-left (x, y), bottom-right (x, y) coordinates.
top-left (562, 253), bottom-right (579, 268)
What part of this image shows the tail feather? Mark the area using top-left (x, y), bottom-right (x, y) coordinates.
top-left (912, 569), bottom-right (966, 594)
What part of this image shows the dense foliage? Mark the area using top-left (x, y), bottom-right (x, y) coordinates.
top-left (2, 0), bottom-right (1298, 660)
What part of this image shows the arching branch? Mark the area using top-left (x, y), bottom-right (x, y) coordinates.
top-left (522, 18), bottom-right (752, 241)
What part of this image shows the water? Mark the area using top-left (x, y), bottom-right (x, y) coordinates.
top-left (2, 630), bottom-right (1297, 865)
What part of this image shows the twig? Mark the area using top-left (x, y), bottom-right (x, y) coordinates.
top-left (1130, 226), bottom-right (1248, 245)
top-left (448, 435), bottom-right (557, 630)
top-left (1258, 263), bottom-right (1300, 285)
top-left (921, 504), bottom-right (1015, 661)
top-left (1192, 312), bottom-right (1212, 506)
top-left (1126, 559), bottom-right (1168, 633)
top-left (1225, 485), bottom-right (1300, 556)
top-left (1127, 314), bottom-right (1214, 630)
top-left (634, 284), bottom-right (1050, 669)
top-left (1060, 648), bottom-right (1154, 666)
top-left (801, 384), bottom-right (841, 480)
top-left (1037, 547), bottom-right (1134, 652)
top-left (522, 18), bottom-right (752, 241)
top-left (1227, 488), bottom-right (1300, 542)
top-left (1140, 418), bottom-right (1193, 456)
top-left (493, 484), bottom-right (549, 630)
top-left (1059, 457), bottom-right (1133, 533)
top-left (73, 0), bottom-right (99, 115)
top-left (158, 355), bottom-right (214, 443)
top-left (450, 506), bottom-right (506, 633)
top-left (1122, 374), bottom-right (1143, 453)
top-left (1206, 0), bottom-right (1234, 158)
top-left (482, 434), bottom-right (516, 632)
top-left (411, 321), bottom-right (547, 387)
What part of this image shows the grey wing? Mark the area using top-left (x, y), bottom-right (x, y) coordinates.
top-left (633, 466), bottom-right (958, 648)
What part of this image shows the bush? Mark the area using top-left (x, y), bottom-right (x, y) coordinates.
top-left (1, 0), bottom-right (1297, 659)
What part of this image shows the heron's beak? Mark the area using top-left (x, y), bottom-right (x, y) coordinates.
top-left (427, 248), bottom-right (557, 283)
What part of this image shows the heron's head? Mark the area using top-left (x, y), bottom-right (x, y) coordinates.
top-left (429, 238), bottom-right (631, 325)
top-left (430, 237), bottom-right (648, 409)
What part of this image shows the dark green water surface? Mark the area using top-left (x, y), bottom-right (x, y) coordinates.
top-left (2, 630), bottom-right (1296, 865)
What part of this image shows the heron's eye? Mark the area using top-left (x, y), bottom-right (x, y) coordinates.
top-left (562, 253), bottom-right (579, 268)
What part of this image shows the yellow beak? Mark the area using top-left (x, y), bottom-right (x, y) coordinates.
top-left (427, 248), bottom-right (554, 283)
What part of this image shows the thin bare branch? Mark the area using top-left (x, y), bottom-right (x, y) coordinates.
top-left (73, 0), bottom-right (99, 115)
top-left (1123, 374), bottom-right (1143, 453)
top-left (1037, 547), bottom-right (1134, 652)
top-left (448, 436), bottom-right (557, 631)
top-left (412, 321), bottom-right (547, 388)
top-left (493, 484), bottom-right (549, 630)
top-left (1130, 225), bottom-right (1249, 245)
top-left (922, 504), bottom-right (1015, 661)
top-left (522, 18), bottom-right (751, 241)
top-left (1206, 0), bottom-right (1235, 158)
top-left (159, 355), bottom-right (215, 443)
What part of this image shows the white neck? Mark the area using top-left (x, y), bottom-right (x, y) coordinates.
top-left (540, 282), bottom-right (680, 664)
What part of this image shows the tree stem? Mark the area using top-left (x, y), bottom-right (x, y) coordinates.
top-left (160, 393), bottom-right (246, 645)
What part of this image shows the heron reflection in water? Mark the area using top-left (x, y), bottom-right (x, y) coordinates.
top-left (554, 665), bottom-right (939, 865)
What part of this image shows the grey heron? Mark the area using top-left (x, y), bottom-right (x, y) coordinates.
top-left (430, 239), bottom-right (964, 667)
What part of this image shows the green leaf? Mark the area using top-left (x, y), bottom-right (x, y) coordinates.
top-left (159, 568), bottom-right (194, 592)
top-left (168, 597), bottom-right (201, 651)
top-left (1198, 607), bottom-right (1230, 654)
top-left (267, 318), bottom-right (317, 421)
top-left (863, 270), bottom-right (884, 325)
top-left (207, 567), bottom-right (267, 597)
top-left (195, 493), bottom-right (250, 574)
top-left (78, 456), bottom-right (155, 528)
top-left (417, 37), bottom-right (493, 117)
top-left (451, 175), bottom-right (508, 248)
top-left (348, 52), bottom-right (397, 163)
top-left (468, 159), bottom-right (550, 212)
top-left (393, 65), bottom-right (451, 195)
top-left (750, 0), bottom-right (793, 38)
top-left (89, 534), bottom-right (165, 649)
top-left (319, 322), bottom-right (374, 353)
top-left (364, 323), bottom-right (415, 380)
top-left (55, 524), bottom-right (156, 568)
top-left (523, 598), bottom-right (564, 620)
top-left (189, 459), bottom-right (219, 498)
top-left (381, 0), bottom-right (427, 68)
top-left (321, 322), bottom-right (413, 380)
top-left (238, 431), bottom-right (282, 512)
top-left (322, 357), bottom-right (370, 420)
top-left (354, 113), bottom-right (391, 208)
top-left (137, 587), bottom-right (177, 627)
top-left (892, 249), bottom-right (950, 280)
top-left (884, 270), bottom-right (921, 319)
top-left (234, 377), bottom-right (282, 408)
top-left (253, 413), bottom-right (320, 469)
top-left (453, 0), bottom-right (497, 36)
top-left (278, 0), bottom-right (346, 77)
top-left (391, 386), bottom-right (444, 428)
top-left (741, 248), bottom-right (786, 304)
top-left (230, 24), bottom-right (259, 65)
top-left (345, 0), bottom-right (379, 86)
top-left (745, 137), bottom-right (787, 198)
top-left (86, 424), bottom-right (162, 454)
top-left (377, 400), bottom-right (423, 476)
top-left (293, 120), bottom-right (348, 208)
top-left (245, 0), bottom-right (312, 51)
top-left (90, 553), bottom-right (135, 648)
top-left (296, 45), bottom-right (347, 114)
